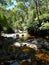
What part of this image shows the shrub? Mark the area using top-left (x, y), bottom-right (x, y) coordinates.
top-left (27, 21), bottom-right (39, 36)
top-left (27, 21), bottom-right (49, 36)
top-left (39, 22), bottom-right (49, 36)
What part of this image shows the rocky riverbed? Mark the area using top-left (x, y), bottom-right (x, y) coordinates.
top-left (1, 33), bottom-right (49, 50)
top-left (0, 33), bottom-right (49, 65)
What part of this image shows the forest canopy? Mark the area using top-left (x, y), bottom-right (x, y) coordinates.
top-left (0, 0), bottom-right (49, 35)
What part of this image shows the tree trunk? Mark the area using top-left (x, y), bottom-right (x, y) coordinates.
top-left (34, 0), bottom-right (40, 21)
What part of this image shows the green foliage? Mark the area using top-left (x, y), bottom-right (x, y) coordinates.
top-left (39, 14), bottom-right (49, 22)
top-left (0, 8), bottom-right (16, 32)
top-left (0, 13), bottom-right (8, 28)
top-left (27, 13), bottom-right (49, 36)
top-left (16, 2), bottom-right (26, 10)
top-left (40, 22), bottom-right (49, 30)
